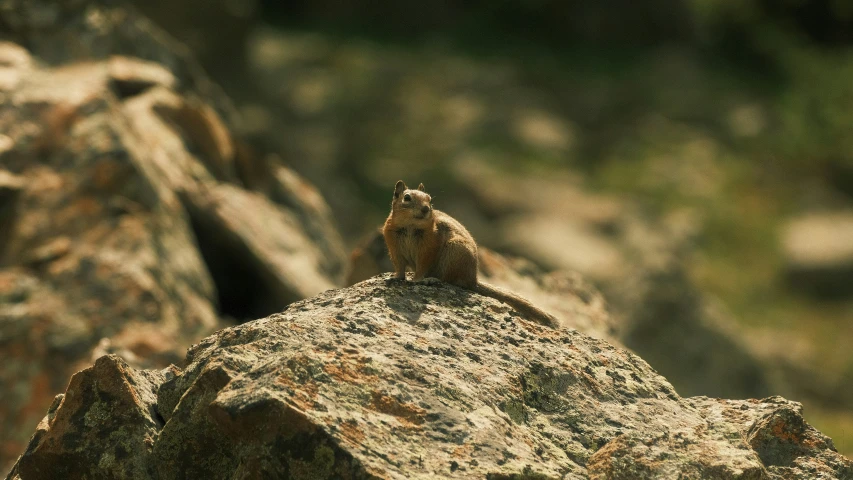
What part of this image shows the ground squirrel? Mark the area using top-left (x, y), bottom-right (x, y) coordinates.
top-left (382, 180), bottom-right (558, 328)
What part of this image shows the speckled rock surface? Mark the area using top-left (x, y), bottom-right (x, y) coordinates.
top-left (0, 3), bottom-right (345, 467)
top-left (8, 276), bottom-right (851, 479)
top-left (7, 355), bottom-right (173, 480)
top-left (345, 217), bottom-right (769, 404)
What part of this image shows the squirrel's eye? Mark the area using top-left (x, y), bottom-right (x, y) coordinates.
top-left (403, 194), bottom-right (411, 202)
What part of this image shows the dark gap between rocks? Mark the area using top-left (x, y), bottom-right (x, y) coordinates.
top-left (109, 78), bottom-right (155, 100)
top-left (185, 204), bottom-right (286, 323)
top-left (0, 177), bottom-right (23, 264)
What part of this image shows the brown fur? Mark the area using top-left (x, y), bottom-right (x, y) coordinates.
top-left (382, 180), bottom-right (558, 328)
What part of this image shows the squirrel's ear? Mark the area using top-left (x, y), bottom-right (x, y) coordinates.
top-left (394, 180), bottom-right (407, 198)
top-left (417, 183), bottom-right (425, 191)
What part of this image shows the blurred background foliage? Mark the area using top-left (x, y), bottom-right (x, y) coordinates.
top-left (134, 0), bottom-right (853, 454)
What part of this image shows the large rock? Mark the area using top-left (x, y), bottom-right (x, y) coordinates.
top-left (0, 3), bottom-right (346, 468)
top-left (7, 276), bottom-right (852, 479)
top-left (7, 355), bottom-right (172, 479)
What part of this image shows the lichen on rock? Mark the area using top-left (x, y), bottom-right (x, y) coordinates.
top-left (0, 14), bottom-right (345, 469)
top-left (7, 276), bottom-right (851, 479)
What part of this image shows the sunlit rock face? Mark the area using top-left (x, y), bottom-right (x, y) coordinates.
top-left (8, 276), bottom-right (852, 479)
top-left (0, 1), bottom-right (346, 468)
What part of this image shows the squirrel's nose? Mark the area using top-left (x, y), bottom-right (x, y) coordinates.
top-left (421, 206), bottom-right (430, 214)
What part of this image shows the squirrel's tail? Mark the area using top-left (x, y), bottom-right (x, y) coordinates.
top-left (474, 282), bottom-right (559, 328)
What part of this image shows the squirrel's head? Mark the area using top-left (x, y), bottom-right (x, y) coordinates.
top-left (391, 180), bottom-right (433, 222)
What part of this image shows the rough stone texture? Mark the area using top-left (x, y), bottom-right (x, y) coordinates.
top-left (781, 212), bottom-right (853, 298)
top-left (7, 277), bottom-right (851, 479)
top-left (691, 397), bottom-right (853, 480)
top-left (7, 355), bottom-right (173, 480)
top-left (345, 221), bottom-right (767, 401)
top-left (0, 4), bottom-right (346, 467)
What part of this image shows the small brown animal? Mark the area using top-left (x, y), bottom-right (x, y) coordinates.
top-left (382, 180), bottom-right (558, 328)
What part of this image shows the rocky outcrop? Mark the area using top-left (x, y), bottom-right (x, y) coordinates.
top-left (2, 1), bottom-right (850, 476)
top-left (7, 276), bottom-right (852, 479)
top-left (7, 355), bottom-right (171, 479)
top-left (0, 1), bottom-right (346, 468)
